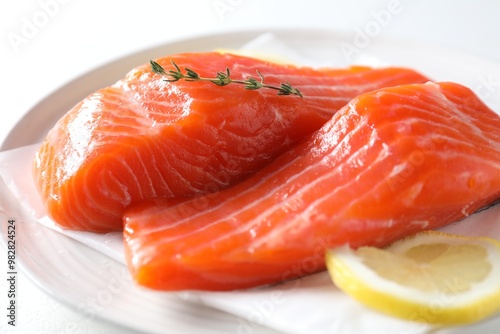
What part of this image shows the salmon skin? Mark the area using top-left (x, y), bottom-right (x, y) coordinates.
top-left (124, 82), bottom-right (500, 291)
top-left (33, 52), bottom-right (428, 232)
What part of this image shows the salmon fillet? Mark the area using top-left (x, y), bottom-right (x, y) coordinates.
top-left (123, 82), bottom-right (500, 291)
top-left (33, 52), bottom-right (428, 232)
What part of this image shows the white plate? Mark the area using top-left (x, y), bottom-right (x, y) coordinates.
top-left (0, 176), bottom-right (280, 334)
top-left (1, 29), bottom-right (500, 334)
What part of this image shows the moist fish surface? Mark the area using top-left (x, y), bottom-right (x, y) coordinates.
top-left (33, 52), bottom-right (428, 232)
top-left (124, 81), bottom-right (500, 291)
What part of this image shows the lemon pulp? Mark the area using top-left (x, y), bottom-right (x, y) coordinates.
top-left (326, 231), bottom-right (500, 325)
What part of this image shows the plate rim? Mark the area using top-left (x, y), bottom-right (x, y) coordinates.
top-left (3, 27), bottom-right (500, 151)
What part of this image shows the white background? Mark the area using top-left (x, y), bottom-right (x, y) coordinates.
top-left (0, 0), bottom-right (499, 333)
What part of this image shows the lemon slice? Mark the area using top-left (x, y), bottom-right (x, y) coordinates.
top-left (326, 231), bottom-right (500, 325)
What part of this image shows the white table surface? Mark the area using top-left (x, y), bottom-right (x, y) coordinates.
top-left (1, 0), bottom-right (500, 333)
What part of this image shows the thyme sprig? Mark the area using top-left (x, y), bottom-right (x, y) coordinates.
top-left (150, 59), bottom-right (303, 98)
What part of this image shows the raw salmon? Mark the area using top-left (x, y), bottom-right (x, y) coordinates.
top-left (124, 82), bottom-right (500, 291)
top-left (33, 52), bottom-right (428, 232)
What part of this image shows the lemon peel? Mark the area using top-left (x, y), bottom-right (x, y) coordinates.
top-left (326, 231), bottom-right (500, 325)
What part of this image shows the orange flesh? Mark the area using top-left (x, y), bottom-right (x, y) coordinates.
top-left (123, 82), bottom-right (500, 291)
top-left (33, 52), bottom-right (429, 232)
